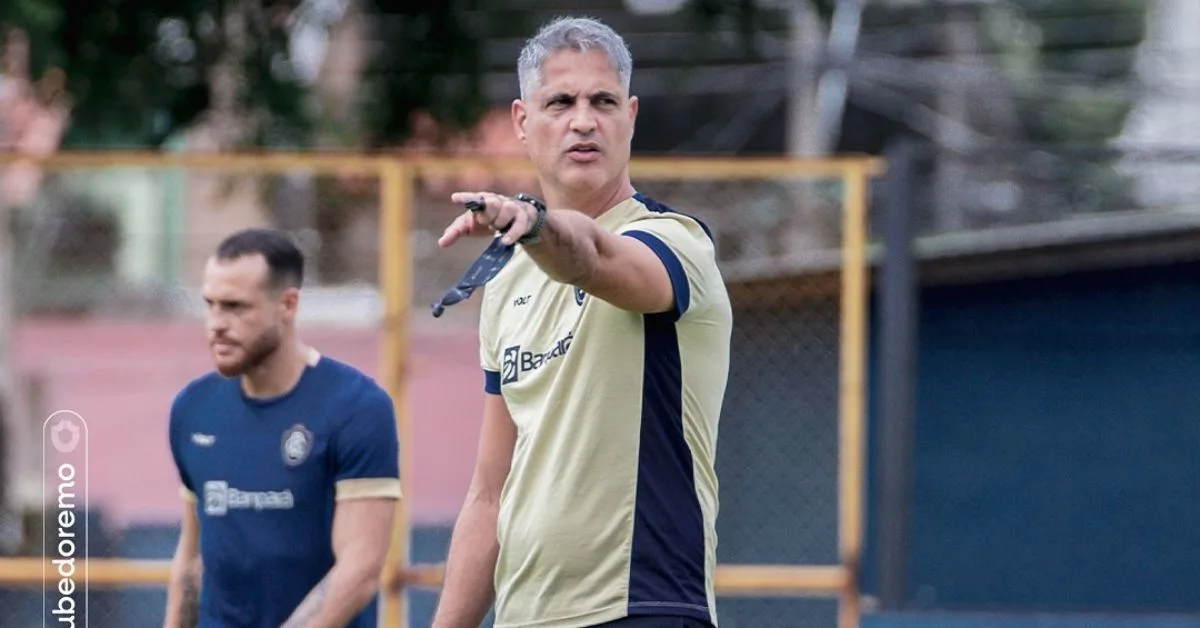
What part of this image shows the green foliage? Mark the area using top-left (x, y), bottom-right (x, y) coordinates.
top-left (358, 0), bottom-right (491, 148)
top-left (984, 0), bottom-right (1148, 144)
top-left (982, 0), bottom-right (1149, 213)
top-left (0, 0), bottom-right (1153, 158)
top-left (1, 0), bottom-right (493, 149)
top-left (9, 0), bottom-right (309, 147)
top-left (0, 0), bottom-right (63, 73)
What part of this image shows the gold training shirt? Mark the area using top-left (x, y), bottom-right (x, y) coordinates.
top-left (478, 193), bottom-right (732, 628)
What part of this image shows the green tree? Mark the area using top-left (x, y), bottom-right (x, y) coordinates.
top-left (0, 0), bottom-right (61, 74)
top-left (1, 0), bottom-right (493, 149)
top-left (984, 0), bottom-right (1150, 213)
top-left (1, 0), bottom-right (802, 150)
top-left (989, 0), bottom-right (1148, 144)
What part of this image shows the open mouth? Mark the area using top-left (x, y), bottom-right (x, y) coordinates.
top-left (567, 143), bottom-right (601, 160)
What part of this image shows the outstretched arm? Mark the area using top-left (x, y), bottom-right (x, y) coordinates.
top-left (281, 497), bottom-right (396, 627)
top-left (440, 192), bottom-right (678, 315)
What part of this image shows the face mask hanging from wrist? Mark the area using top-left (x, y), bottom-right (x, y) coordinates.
top-left (430, 194), bottom-right (547, 318)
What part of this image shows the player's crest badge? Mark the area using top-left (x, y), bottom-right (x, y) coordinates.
top-left (574, 286), bottom-right (587, 306)
top-left (281, 424), bottom-right (314, 466)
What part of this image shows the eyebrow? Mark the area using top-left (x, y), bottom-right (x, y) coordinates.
top-left (545, 90), bottom-right (622, 104)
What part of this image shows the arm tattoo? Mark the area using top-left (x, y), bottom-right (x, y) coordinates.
top-left (180, 574), bottom-right (200, 628)
top-left (280, 574), bottom-right (331, 627)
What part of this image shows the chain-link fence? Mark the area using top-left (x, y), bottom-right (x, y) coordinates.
top-left (0, 153), bottom-right (879, 628)
top-left (646, 173), bottom-right (854, 628)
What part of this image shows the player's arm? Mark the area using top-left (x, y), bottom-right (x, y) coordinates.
top-left (164, 395), bottom-right (202, 628)
top-left (280, 388), bottom-right (401, 628)
top-left (525, 208), bottom-right (681, 314)
top-left (431, 392), bottom-right (516, 628)
top-left (443, 193), bottom-right (678, 315)
top-left (280, 497), bottom-right (395, 628)
top-left (163, 491), bottom-right (201, 628)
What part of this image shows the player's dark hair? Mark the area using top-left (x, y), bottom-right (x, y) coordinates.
top-left (214, 228), bottom-right (305, 290)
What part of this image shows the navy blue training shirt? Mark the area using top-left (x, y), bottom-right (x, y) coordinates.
top-left (168, 350), bottom-right (401, 627)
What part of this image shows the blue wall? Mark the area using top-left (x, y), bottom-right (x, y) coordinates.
top-left (862, 259), bottom-right (1200, 620)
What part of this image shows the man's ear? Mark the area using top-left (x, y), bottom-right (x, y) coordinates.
top-left (628, 95), bottom-right (638, 124)
top-left (280, 286), bottom-right (301, 319)
top-left (511, 99), bottom-right (527, 143)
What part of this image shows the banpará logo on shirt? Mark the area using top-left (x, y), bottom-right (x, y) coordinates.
top-left (501, 331), bottom-right (574, 385)
top-left (203, 480), bottom-right (295, 516)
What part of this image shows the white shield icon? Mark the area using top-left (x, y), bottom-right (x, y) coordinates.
top-left (51, 418), bottom-right (81, 454)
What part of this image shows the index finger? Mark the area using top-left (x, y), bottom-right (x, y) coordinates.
top-left (450, 192), bottom-right (490, 209)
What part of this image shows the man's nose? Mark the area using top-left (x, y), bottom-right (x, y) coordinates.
top-left (206, 310), bottom-right (229, 333)
top-left (569, 105), bottom-right (597, 134)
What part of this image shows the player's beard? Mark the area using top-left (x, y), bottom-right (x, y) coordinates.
top-left (217, 326), bottom-right (283, 377)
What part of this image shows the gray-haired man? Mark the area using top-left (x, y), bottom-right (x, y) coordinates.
top-left (432, 16), bottom-right (731, 628)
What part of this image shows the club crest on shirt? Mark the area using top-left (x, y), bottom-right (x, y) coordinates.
top-left (574, 286), bottom-right (586, 306)
top-left (281, 424), bottom-right (314, 466)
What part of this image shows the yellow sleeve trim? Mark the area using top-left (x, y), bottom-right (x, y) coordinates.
top-left (336, 478), bottom-right (402, 501)
top-left (180, 487), bottom-right (196, 503)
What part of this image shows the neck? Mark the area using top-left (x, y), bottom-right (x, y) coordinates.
top-left (544, 175), bottom-right (636, 219)
top-left (241, 337), bottom-right (311, 399)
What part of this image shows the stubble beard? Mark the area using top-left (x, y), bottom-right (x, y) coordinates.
top-left (216, 327), bottom-right (282, 378)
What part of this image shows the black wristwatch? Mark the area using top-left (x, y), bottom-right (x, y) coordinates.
top-left (514, 193), bottom-right (547, 245)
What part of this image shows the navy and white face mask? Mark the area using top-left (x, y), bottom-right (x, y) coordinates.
top-left (430, 194), bottom-right (545, 318)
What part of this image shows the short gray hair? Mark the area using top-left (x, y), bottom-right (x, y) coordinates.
top-left (517, 17), bottom-right (634, 100)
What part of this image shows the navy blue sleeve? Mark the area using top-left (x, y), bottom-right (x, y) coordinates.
top-left (622, 229), bottom-right (691, 321)
top-left (168, 388), bottom-right (196, 497)
top-left (333, 384), bottom-right (402, 500)
top-left (484, 369), bottom-right (501, 394)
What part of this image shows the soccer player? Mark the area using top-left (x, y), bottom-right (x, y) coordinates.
top-left (163, 228), bottom-right (402, 628)
top-left (431, 16), bottom-right (733, 628)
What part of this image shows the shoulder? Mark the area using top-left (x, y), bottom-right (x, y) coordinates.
top-left (170, 372), bottom-right (230, 422)
top-left (314, 356), bottom-right (394, 421)
top-left (620, 193), bottom-right (715, 245)
top-left (312, 357), bottom-right (399, 459)
top-left (174, 371), bottom-right (228, 402)
top-left (621, 194), bottom-right (730, 321)
top-left (168, 372), bottom-right (233, 454)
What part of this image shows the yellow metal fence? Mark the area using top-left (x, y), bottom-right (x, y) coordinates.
top-left (0, 151), bottom-right (883, 628)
